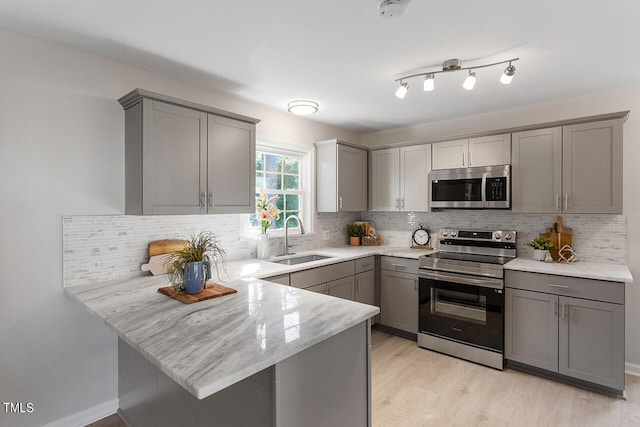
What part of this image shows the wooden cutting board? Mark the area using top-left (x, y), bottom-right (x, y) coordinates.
top-left (158, 283), bottom-right (237, 304)
top-left (141, 254), bottom-right (173, 275)
top-left (149, 239), bottom-right (188, 257)
top-left (540, 216), bottom-right (572, 261)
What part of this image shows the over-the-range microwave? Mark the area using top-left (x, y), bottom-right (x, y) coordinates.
top-left (429, 164), bottom-right (511, 209)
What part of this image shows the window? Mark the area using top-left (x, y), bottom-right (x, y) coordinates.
top-left (248, 145), bottom-right (310, 233)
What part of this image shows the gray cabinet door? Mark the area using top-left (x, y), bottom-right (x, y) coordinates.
top-left (467, 134), bottom-right (511, 167)
top-left (328, 276), bottom-right (355, 300)
top-left (207, 115), bottom-right (256, 214)
top-left (380, 270), bottom-right (418, 333)
top-left (337, 144), bottom-right (367, 211)
top-left (354, 270), bottom-right (375, 306)
top-left (558, 296), bottom-right (625, 390)
top-left (370, 148), bottom-right (399, 211)
top-left (511, 127), bottom-right (562, 213)
top-left (142, 100), bottom-right (207, 215)
top-left (505, 288), bottom-right (559, 372)
top-left (562, 119), bottom-right (623, 213)
top-left (400, 144), bottom-right (431, 212)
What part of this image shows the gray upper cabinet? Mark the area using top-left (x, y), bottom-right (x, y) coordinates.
top-left (562, 119), bottom-right (623, 213)
top-left (316, 140), bottom-right (367, 212)
top-left (431, 134), bottom-right (510, 170)
top-left (370, 144), bottom-right (431, 212)
top-left (512, 118), bottom-right (623, 214)
top-left (119, 89), bottom-right (259, 215)
top-left (512, 127), bottom-right (562, 213)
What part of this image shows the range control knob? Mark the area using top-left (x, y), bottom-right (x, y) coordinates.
top-left (451, 231), bottom-right (457, 237)
top-left (505, 233), bottom-right (512, 240)
top-left (442, 230), bottom-right (449, 237)
top-left (494, 232), bottom-right (502, 240)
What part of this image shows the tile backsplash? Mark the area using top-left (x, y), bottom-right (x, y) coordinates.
top-left (63, 212), bottom-right (359, 286)
top-left (63, 210), bottom-right (627, 287)
top-left (361, 211), bottom-right (628, 264)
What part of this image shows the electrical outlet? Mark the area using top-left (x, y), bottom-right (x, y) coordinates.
top-left (322, 230), bottom-right (331, 241)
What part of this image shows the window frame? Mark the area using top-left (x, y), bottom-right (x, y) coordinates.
top-left (244, 139), bottom-right (314, 237)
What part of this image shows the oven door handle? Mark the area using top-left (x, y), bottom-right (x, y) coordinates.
top-left (419, 270), bottom-right (503, 290)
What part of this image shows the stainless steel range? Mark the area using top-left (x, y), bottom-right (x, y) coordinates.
top-left (418, 229), bottom-right (517, 370)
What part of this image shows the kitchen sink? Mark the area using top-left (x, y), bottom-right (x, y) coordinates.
top-left (269, 254), bottom-right (333, 265)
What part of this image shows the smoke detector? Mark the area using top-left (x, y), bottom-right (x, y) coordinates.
top-left (378, 0), bottom-right (410, 19)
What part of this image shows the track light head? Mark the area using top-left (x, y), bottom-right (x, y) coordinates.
top-left (423, 73), bottom-right (435, 92)
top-left (500, 64), bottom-right (516, 84)
top-left (463, 71), bottom-right (476, 90)
top-left (395, 82), bottom-right (409, 98)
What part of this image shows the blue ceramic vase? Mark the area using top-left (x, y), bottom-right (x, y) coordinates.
top-left (183, 261), bottom-right (209, 294)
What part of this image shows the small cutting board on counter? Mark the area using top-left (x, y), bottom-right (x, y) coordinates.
top-left (540, 216), bottom-right (573, 261)
top-left (141, 239), bottom-right (188, 275)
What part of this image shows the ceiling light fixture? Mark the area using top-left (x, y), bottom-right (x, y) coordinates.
top-left (287, 100), bottom-right (319, 115)
top-left (423, 73), bottom-right (435, 92)
top-left (500, 62), bottom-right (516, 85)
top-left (395, 82), bottom-right (409, 99)
top-left (378, 0), bottom-right (410, 19)
top-left (394, 57), bottom-right (519, 97)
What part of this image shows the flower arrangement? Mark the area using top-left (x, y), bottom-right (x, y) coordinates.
top-left (256, 189), bottom-right (281, 233)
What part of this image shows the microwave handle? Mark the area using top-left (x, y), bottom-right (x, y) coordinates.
top-left (481, 172), bottom-right (487, 207)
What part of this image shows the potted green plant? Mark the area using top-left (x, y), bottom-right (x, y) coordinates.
top-left (164, 231), bottom-right (226, 294)
top-left (347, 223), bottom-right (365, 246)
top-left (528, 237), bottom-right (554, 261)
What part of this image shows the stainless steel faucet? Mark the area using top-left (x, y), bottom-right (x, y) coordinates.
top-left (281, 215), bottom-right (305, 256)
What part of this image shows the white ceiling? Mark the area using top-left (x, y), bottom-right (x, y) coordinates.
top-left (0, 0), bottom-right (638, 134)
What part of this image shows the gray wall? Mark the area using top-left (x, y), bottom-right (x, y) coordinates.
top-left (0, 26), bottom-right (359, 427)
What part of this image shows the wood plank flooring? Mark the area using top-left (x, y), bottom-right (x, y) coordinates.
top-left (87, 330), bottom-right (640, 426)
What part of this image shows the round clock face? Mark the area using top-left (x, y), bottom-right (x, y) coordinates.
top-left (412, 228), bottom-right (430, 246)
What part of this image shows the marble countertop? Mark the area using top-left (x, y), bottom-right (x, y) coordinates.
top-left (66, 274), bottom-right (379, 399)
top-left (215, 245), bottom-right (434, 284)
top-left (505, 258), bottom-right (633, 282)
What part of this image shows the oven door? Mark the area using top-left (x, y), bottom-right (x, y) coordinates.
top-left (419, 270), bottom-right (504, 351)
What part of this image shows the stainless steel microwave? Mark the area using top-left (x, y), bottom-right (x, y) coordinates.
top-left (429, 164), bottom-right (511, 209)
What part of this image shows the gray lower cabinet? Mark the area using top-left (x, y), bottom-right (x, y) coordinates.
top-left (354, 270), bottom-right (375, 306)
top-left (379, 256), bottom-right (419, 334)
top-left (328, 276), bottom-right (355, 300)
top-left (290, 260), bottom-right (355, 297)
top-left (264, 274), bottom-right (290, 286)
top-left (119, 89), bottom-right (259, 215)
top-left (505, 270), bottom-right (625, 392)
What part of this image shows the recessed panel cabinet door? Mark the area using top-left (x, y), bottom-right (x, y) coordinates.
top-left (511, 127), bottom-right (562, 213)
top-left (432, 139), bottom-right (467, 169)
top-left (562, 119), bottom-right (623, 213)
top-left (328, 276), bottom-right (355, 301)
top-left (370, 148), bottom-right (399, 211)
top-left (380, 270), bottom-right (418, 333)
top-left (354, 270), bottom-right (375, 306)
top-left (207, 115), bottom-right (256, 214)
top-left (505, 288), bottom-right (559, 372)
top-left (558, 296), bottom-right (625, 390)
top-left (467, 134), bottom-right (511, 167)
top-left (400, 144), bottom-right (431, 212)
top-left (337, 145), bottom-right (367, 211)
top-left (143, 100), bottom-right (207, 214)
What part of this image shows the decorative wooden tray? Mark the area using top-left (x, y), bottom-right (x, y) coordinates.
top-left (158, 283), bottom-right (237, 304)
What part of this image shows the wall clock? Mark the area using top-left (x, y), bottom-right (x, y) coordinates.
top-left (411, 224), bottom-right (431, 248)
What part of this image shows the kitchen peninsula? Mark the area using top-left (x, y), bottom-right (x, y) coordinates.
top-left (66, 270), bottom-right (379, 427)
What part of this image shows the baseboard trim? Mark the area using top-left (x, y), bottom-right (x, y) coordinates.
top-left (626, 362), bottom-right (640, 377)
top-left (42, 398), bottom-right (119, 427)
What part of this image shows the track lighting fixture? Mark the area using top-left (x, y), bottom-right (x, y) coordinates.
top-left (393, 57), bottom-right (519, 97)
top-left (500, 62), bottom-right (516, 85)
top-left (395, 82), bottom-right (409, 99)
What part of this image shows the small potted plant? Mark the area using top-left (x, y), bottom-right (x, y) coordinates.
top-left (528, 237), bottom-right (554, 261)
top-left (165, 231), bottom-right (226, 294)
top-left (347, 223), bottom-right (365, 246)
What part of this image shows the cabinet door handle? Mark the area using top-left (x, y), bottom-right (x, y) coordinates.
top-left (462, 152), bottom-right (466, 167)
top-left (200, 193), bottom-right (206, 208)
top-left (555, 195), bottom-right (560, 211)
top-left (564, 194), bottom-right (569, 211)
top-left (561, 301), bottom-right (566, 319)
top-left (548, 284), bottom-right (569, 289)
top-left (208, 192), bottom-right (214, 209)
top-left (401, 198), bottom-right (405, 208)
top-left (551, 299), bottom-right (557, 316)
top-left (392, 263), bottom-right (405, 268)
top-left (469, 151), bottom-right (472, 166)
top-left (414, 277), bottom-right (418, 290)
top-left (338, 196), bottom-right (343, 210)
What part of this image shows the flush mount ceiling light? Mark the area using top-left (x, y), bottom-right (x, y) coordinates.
top-left (394, 57), bottom-right (519, 98)
top-left (378, 0), bottom-right (411, 18)
top-left (287, 100), bottom-right (319, 115)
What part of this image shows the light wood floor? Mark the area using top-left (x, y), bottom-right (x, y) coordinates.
top-left (88, 330), bottom-right (640, 427)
